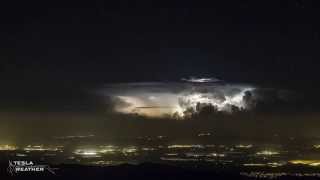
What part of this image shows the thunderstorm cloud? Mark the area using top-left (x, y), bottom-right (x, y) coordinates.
top-left (96, 77), bottom-right (296, 118)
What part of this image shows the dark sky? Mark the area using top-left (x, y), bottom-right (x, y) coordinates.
top-left (2, 0), bottom-right (320, 85)
top-left (1, 0), bottom-right (320, 141)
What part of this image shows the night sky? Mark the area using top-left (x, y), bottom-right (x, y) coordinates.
top-left (1, 0), bottom-right (320, 142)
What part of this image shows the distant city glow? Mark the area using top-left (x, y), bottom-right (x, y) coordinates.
top-left (267, 162), bottom-right (286, 167)
top-left (141, 147), bottom-right (156, 151)
top-left (313, 145), bottom-right (320, 149)
top-left (15, 153), bottom-right (27, 157)
top-left (122, 147), bottom-right (137, 154)
top-left (99, 145), bottom-right (117, 153)
top-left (74, 149), bottom-right (99, 156)
top-left (243, 163), bottom-right (265, 167)
top-left (160, 157), bottom-right (198, 162)
top-left (198, 132), bottom-right (211, 137)
top-left (168, 144), bottom-right (204, 149)
top-left (241, 172), bottom-right (320, 179)
top-left (236, 144), bottom-right (253, 149)
top-left (90, 160), bottom-right (125, 166)
top-left (289, 160), bottom-right (320, 166)
top-left (256, 150), bottom-right (280, 156)
top-left (0, 144), bottom-right (17, 151)
top-left (23, 145), bottom-right (61, 151)
top-left (54, 134), bottom-right (94, 139)
top-left (165, 153), bottom-right (178, 156)
top-left (244, 162), bottom-right (286, 167)
top-left (2, 139), bottom-right (320, 173)
top-left (207, 153), bottom-right (225, 157)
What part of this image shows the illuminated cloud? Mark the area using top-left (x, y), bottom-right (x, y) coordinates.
top-left (177, 86), bottom-right (254, 113)
top-left (181, 76), bottom-right (222, 83)
top-left (98, 78), bottom-right (257, 118)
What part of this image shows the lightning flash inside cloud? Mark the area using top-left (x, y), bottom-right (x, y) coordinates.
top-left (98, 77), bottom-right (259, 118)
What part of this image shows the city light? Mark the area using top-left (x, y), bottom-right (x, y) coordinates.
top-left (74, 149), bottom-right (100, 156)
top-left (168, 144), bottom-right (204, 149)
top-left (198, 133), bottom-right (211, 137)
top-left (23, 145), bottom-right (61, 151)
top-left (122, 147), bottom-right (137, 154)
top-left (243, 162), bottom-right (286, 167)
top-left (99, 145), bottom-right (118, 154)
top-left (256, 150), bottom-right (280, 156)
top-left (235, 144), bottom-right (253, 149)
top-left (0, 144), bottom-right (17, 151)
top-left (313, 145), bottom-right (320, 149)
top-left (289, 160), bottom-right (320, 167)
top-left (207, 153), bottom-right (225, 157)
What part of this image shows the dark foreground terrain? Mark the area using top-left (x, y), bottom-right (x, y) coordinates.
top-left (1, 163), bottom-right (319, 180)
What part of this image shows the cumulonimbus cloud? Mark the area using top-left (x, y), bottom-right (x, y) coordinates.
top-left (97, 78), bottom-right (258, 117)
top-left (96, 77), bottom-right (297, 118)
